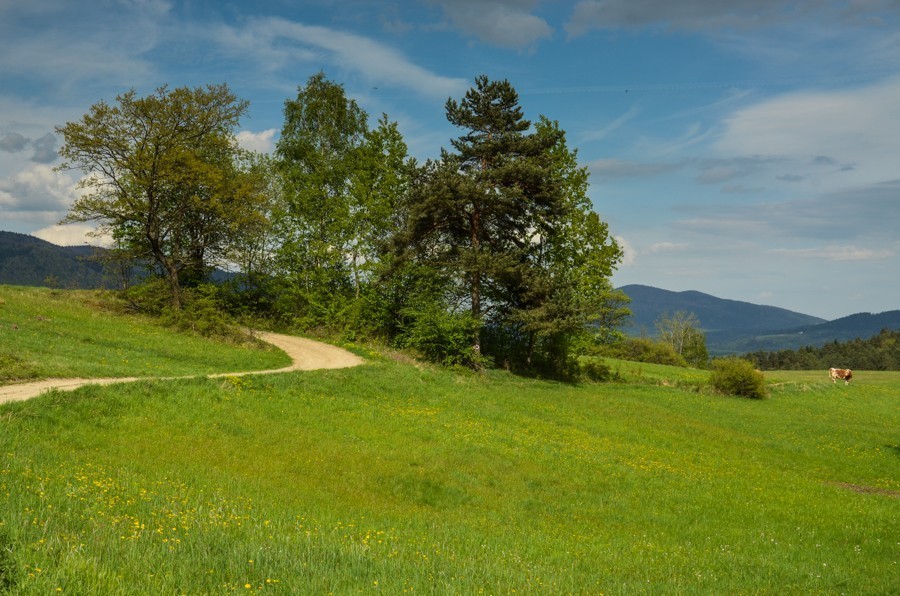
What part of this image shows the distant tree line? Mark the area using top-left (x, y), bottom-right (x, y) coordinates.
top-left (745, 329), bottom-right (900, 371)
top-left (56, 74), bottom-right (629, 377)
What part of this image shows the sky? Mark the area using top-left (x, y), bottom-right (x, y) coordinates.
top-left (1, 0), bottom-right (899, 321)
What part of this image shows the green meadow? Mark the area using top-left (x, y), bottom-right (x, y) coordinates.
top-left (0, 286), bottom-right (289, 382)
top-left (1, 288), bottom-right (898, 593)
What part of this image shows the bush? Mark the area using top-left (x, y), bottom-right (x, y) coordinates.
top-left (396, 302), bottom-right (488, 369)
top-left (608, 337), bottom-right (688, 367)
top-left (577, 356), bottom-right (613, 382)
top-left (709, 358), bottom-right (768, 399)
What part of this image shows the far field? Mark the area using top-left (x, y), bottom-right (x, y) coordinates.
top-left (1, 286), bottom-right (897, 593)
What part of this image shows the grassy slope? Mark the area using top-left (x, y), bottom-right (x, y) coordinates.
top-left (1, 290), bottom-right (898, 593)
top-left (0, 286), bottom-right (290, 382)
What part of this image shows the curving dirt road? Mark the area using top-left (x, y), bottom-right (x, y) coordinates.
top-left (0, 332), bottom-right (364, 406)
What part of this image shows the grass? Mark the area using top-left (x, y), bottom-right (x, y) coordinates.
top-left (1, 287), bottom-right (898, 593)
top-left (0, 286), bottom-right (290, 382)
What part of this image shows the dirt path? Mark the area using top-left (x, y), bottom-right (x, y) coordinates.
top-left (0, 332), bottom-right (364, 406)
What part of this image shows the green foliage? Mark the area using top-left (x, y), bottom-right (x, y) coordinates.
top-left (608, 336), bottom-right (688, 367)
top-left (396, 301), bottom-right (486, 368)
top-left (160, 284), bottom-right (244, 341)
top-left (576, 355), bottom-right (613, 382)
top-left (747, 328), bottom-right (900, 371)
top-left (57, 84), bottom-right (262, 309)
top-left (273, 73), bottom-right (411, 333)
top-left (395, 77), bottom-right (623, 373)
top-left (710, 357), bottom-right (768, 399)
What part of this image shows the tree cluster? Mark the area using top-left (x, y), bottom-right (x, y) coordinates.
top-left (746, 328), bottom-right (900, 371)
top-left (57, 74), bottom-right (629, 376)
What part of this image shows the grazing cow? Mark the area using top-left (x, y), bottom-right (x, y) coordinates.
top-left (829, 367), bottom-right (852, 385)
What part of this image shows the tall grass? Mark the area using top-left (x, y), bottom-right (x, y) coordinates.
top-left (0, 286), bottom-right (289, 382)
top-left (2, 356), bottom-right (897, 593)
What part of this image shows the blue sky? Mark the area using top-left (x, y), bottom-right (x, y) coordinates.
top-left (1, 0), bottom-right (898, 320)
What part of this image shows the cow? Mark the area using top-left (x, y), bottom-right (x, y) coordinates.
top-left (829, 367), bottom-right (852, 385)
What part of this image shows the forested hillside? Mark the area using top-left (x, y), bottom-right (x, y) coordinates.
top-left (0, 231), bottom-right (109, 288)
top-left (746, 328), bottom-right (900, 370)
top-left (618, 284), bottom-right (825, 334)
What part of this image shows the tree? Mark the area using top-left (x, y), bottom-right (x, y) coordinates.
top-left (656, 310), bottom-right (708, 367)
top-left (347, 114), bottom-right (411, 298)
top-left (400, 76), bottom-right (568, 359)
top-left (57, 84), bottom-right (260, 309)
top-left (508, 117), bottom-right (627, 366)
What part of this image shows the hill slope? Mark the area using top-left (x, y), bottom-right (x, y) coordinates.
top-left (718, 310), bottom-right (900, 353)
top-left (618, 284), bottom-right (825, 334)
top-left (0, 231), bottom-right (110, 288)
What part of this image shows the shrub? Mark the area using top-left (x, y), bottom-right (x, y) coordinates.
top-left (577, 356), bottom-right (613, 382)
top-left (396, 302), bottom-right (488, 369)
top-left (709, 357), bottom-right (768, 399)
top-left (609, 337), bottom-right (688, 367)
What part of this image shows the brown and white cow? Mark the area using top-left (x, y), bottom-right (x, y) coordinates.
top-left (829, 367), bottom-right (852, 385)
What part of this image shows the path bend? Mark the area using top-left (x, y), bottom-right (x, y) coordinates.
top-left (0, 332), bottom-right (364, 406)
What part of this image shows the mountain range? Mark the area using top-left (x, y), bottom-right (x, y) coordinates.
top-left (2, 232), bottom-right (897, 355)
top-left (618, 284), bottom-right (900, 354)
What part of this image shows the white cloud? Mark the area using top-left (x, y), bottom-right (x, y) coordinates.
top-left (582, 105), bottom-right (641, 142)
top-left (236, 129), bottom-right (277, 154)
top-left (614, 235), bottom-right (637, 266)
top-left (214, 17), bottom-right (468, 100)
top-left (428, 0), bottom-right (552, 49)
top-left (715, 77), bottom-right (900, 187)
top-left (0, 163), bottom-right (78, 213)
top-left (31, 223), bottom-right (110, 247)
top-left (0, 3), bottom-right (163, 99)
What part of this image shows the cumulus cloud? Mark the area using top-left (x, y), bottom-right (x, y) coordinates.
top-left (614, 235), bottom-right (637, 266)
top-left (428, 0), bottom-right (553, 49)
top-left (0, 132), bottom-right (28, 153)
top-left (0, 163), bottom-right (78, 214)
top-left (30, 132), bottom-right (58, 164)
top-left (236, 129), bottom-right (277, 154)
top-left (32, 223), bottom-right (111, 247)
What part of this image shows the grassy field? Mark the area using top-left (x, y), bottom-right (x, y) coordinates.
top-left (0, 286), bottom-right (290, 382)
top-left (1, 288), bottom-right (898, 593)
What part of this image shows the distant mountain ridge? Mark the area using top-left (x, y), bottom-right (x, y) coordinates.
top-left (618, 284), bottom-right (825, 333)
top-left (3, 232), bottom-right (897, 355)
top-left (618, 284), bottom-right (900, 354)
top-left (0, 231), bottom-right (112, 289)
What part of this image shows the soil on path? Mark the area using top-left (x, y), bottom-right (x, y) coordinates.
top-left (0, 331), bottom-right (364, 406)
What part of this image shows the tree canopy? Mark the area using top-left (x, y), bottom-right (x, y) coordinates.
top-left (57, 74), bottom-right (628, 377)
top-left (56, 84), bottom-right (263, 309)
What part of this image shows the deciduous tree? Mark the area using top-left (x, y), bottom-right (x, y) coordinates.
top-left (57, 84), bottom-right (260, 309)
